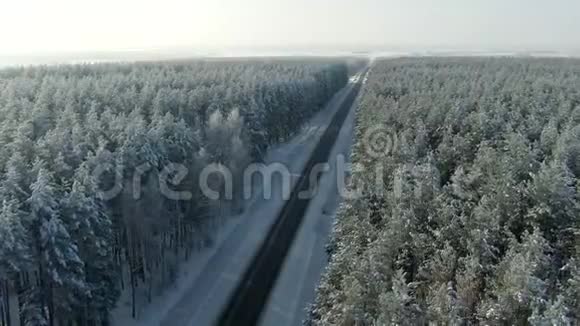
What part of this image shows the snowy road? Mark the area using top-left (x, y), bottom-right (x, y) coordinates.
top-left (151, 70), bottom-right (363, 326)
top-left (258, 82), bottom-right (359, 326)
top-left (217, 66), bottom-right (368, 325)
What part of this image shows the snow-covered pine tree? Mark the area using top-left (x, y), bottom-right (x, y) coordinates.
top-left (26, 163), bottom-right (86, 326)
top-left (61, 162), bottom-right (119, 324)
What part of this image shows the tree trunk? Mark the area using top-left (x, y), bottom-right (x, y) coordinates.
top-left (1, 281), bottom-right (6, 326)
top-left (37, 252), bottom-right (49, 325)
top-left (130, 262), bottom-right (136, 320)
top-left (3, 280), bottom-right (17, 326)
top-left (47, 283), bottom-right (54, 326)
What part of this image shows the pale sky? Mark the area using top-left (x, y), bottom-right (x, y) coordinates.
top-left (0, 0), bottom-right (579, 54)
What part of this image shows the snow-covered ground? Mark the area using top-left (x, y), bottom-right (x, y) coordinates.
top-left (110, 72), bottom-right (360, 326)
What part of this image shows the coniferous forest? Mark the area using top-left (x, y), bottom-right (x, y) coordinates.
top-left (2, 56), bottom-right (580, 326)
top-left (310, 58), bottom-right (580, 325)
top-left (0, 59), bottom-right (348, 326)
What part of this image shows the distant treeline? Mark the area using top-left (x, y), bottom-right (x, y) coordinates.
top-left (310, 58), bottom-right (580, 325)
top-left (0, 59), bottom-right (348, 326)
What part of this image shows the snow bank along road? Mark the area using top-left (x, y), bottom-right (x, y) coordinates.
top-left (217, 64), bottom-right (370, 326)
